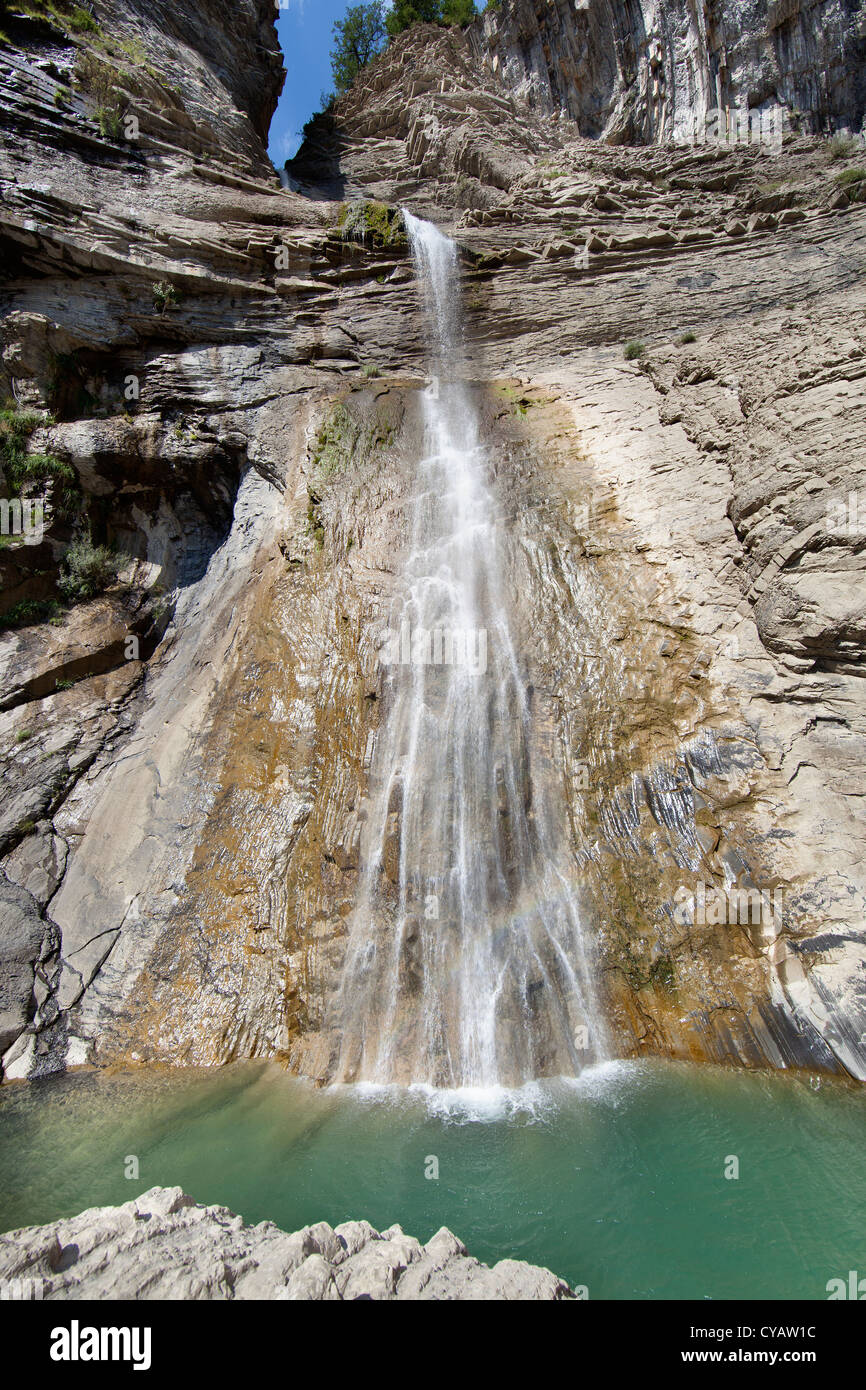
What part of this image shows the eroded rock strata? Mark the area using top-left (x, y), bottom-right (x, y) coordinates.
top-left (0, 1186), bottom-right (576, 1299)
top-left (0, 3), bottom-right (865, 1085)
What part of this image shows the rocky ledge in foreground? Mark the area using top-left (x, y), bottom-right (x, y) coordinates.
top-left (0, 1187), bottom-right (575, 1301)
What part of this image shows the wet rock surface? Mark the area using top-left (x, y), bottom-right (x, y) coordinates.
top-left (0, 1186), bottom-right (576, 1300)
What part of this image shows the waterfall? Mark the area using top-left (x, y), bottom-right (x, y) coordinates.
top-left (331, 212), bottom-right (607, 1089)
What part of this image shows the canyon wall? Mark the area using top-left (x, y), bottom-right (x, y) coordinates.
top-left (471, 0), bottom-right (866, 143)
top-left (1, 4), bottom-right (865, 1084)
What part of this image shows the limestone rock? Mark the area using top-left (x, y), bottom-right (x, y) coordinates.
top-left (472, 0), bottom-right (866, 142)
top-left (0, 1187), bottom-right (576, 1301)
top-left (0, 870), bottom-right (56, 1055)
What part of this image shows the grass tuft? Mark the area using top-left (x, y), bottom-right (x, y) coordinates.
top-left (835, 167), bottom-right (866, 202)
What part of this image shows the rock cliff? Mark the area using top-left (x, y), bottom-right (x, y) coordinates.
top-left (0, 1186), bottom-right (576, 1298)
top-left (1, 3), bottom-right (865, 1085)
top-left (471, 0), bottom-right (866, 143)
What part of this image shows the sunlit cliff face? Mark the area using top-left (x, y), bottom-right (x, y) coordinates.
top-left (1, 3), bottom-right (865, 1089)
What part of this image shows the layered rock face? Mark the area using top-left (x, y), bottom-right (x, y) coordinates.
top-left (0, 0), bottom-right (316, 1077)
top-left (0, 4), bottom-right (865, 1087)
top-left (287, 20), bottom-right (866, 1081)
top-left (0, 1186), bottom-right (576, 1299)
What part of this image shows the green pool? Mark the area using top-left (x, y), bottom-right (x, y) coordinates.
top-left (1, 1059), bottom-right (864, 1299)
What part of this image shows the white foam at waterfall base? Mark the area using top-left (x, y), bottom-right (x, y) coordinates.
top-left (330, 1078), bottom-right (558, 1123)
top-left (331, 1062), bottom-right (642, 1124)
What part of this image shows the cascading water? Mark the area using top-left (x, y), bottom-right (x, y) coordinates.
top-left (331, 212), bottom-right (607, 1089)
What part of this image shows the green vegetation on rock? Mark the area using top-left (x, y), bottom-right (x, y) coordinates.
top-left (58, 534), bottom-right (119, 601)
top-left (0, 410), bottom-right (124, 623)
top-left (0, 407), bottom-right (43, 469)
top-left (0, 408), bottom-right (78, 519)
top-left (835, 167), bottom-right (866, 202)
top-left (7, 449), bottom-right (75, 497)
top-left (828, 133), bottom-right (860, 161)
top-left (338, 200), bottom-right (407, 249)
top-left (13, 1), bottom-right (98, 34)
top-left (387, 0), bottom-right (476, 35)
top-left (75, 49), bottom-right (126, 141)
top-left (153, 280), bottom-right (182, 313)
top-left (0, 599), bottom-right (61, 631)
top-left (312, 400), bottom-right (394, 482)
top-left (493, 382), bottom-right (534, 417)
top-left (303, 396), bottom-right (398, 559)
top-left (312, 403), bottom-right (358, 481)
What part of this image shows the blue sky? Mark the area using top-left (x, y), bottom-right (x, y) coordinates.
top-left (268, 0), bottom-right (371, 168)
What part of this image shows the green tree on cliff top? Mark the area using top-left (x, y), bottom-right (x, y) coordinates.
top-left (386, 0), bottom-right (478, 36)
top-left (385, 0), bottom-right (441, 37)
top-left (330, 1), bottom-right (388, 95)
top-left (330, 0), bottom-right (479, 97)
top-left (441, 0), bottom-right (479, 23)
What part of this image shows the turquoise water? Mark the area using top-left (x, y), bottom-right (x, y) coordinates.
top-left (1, 1059), bottom-right (865, 1299)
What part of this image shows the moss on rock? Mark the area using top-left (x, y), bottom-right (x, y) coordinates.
top-left (338, 200), bottom-right (407, 250)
